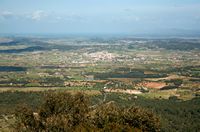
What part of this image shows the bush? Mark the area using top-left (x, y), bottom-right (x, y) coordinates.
top-left (91, 102), bottom-right (160, 131)
top-left (14, 92), bottom-right (160, 132)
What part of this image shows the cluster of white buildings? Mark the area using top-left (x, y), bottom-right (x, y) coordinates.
top-left (87, 51), bottom-right (117, 61)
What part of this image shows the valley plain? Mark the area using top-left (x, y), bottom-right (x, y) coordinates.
top-left (0, 36), bottom-right (200, 131)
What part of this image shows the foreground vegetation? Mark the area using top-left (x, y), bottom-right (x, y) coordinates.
top-left (14, 92), bottom-right (160, 132)
top-left (0, 91), bottom-right (200, 131)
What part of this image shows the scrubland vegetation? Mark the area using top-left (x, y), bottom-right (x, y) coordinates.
top-left (14, 92), bottom-right (160, 132)
top-left (0, 91), bottom-right (200, 131)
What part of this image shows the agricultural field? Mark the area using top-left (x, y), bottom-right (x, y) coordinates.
top-left (0, 36), bottom-right (200, 131)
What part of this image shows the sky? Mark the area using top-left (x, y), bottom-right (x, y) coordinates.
top-left (0, 0), bottom-right (200, 35)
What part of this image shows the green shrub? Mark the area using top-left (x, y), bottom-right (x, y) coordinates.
top-left (91, 102), bottom-right (160, 131)
top-left (14, 92), bottom-right (160, 132)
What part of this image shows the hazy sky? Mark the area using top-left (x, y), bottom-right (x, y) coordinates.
top-left (0, 0), bottom-right (200, 35)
